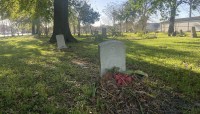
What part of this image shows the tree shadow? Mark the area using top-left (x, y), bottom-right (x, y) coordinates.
top-left (0, 38), bottom-right (95, 113)
top-left (175, 41), bottom-right (200, 48)
top-left (2, 36), bottom-right (199, 113)
top-left (59, 38), bottom-right (200, 113)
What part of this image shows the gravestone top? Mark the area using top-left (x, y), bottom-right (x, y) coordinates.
top-left (99, 40), bottom-right (126, 76)
top-left (56, 34), bottom-right (67, 49)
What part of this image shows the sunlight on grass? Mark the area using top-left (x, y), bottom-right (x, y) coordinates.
top-left (0, 36), bottom-right (98, 113)
top-left (114, 34), bottom-right (200, 100)
top-left (0, 34), bottom-right (200, 113)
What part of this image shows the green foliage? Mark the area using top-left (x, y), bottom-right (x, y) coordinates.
top-left (0, 0), bottom-right (53, 21)
top-left (127, 0), bottom-right (159, 32)
top-left (74, 1), bottom-right (100, 25)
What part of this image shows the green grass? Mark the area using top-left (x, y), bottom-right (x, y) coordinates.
top-left (118, 33), bottom-right (200, 99)
top-left (0, 33), bottom-right (200, 113)
top-left (125, 36), bottom-right (200, 99)
top-left (0, 36), bottom-right (98, 113)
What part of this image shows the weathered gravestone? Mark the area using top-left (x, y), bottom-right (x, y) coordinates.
top-left (94, 31), bottom-right (103, 42)
top-left (56, 34), bottom-right (67, 49)
top-left (99, 40), bottom-right (126, 76)
top-left (148, 33), bottom-right (157, 39)
top-left (94, 31), bottom-right (99, 36)
top-left (102, 28), bottom-right (107, 38)
top-left (191, 27), bottom-right (197, 38)
top-left (180, 30), bottom-right (185, 37)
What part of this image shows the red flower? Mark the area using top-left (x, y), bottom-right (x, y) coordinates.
top-left (114, 73), bottom-right (133, 86)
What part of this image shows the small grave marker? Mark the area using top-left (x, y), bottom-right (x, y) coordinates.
top-left (56, 34), bottom-right (67, 49)
top-left (99, 40), bottom-right (126, 76)
top-left (94, 31), bottom-right (102, 42)
top-left (102, 28), bottom-right (107, 38)
top-left (94, 31), bottom-right (99, 36)
top-left (191, 27), bottom-right (197, 38)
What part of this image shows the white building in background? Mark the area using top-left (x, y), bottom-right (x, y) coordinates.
top-left (146, 23), bottom-right (160, 32)
top-left (160, 16), bottom-right (200, 32)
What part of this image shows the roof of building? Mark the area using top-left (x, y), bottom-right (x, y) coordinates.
top-left (161, 16), bottom-right (200, 23)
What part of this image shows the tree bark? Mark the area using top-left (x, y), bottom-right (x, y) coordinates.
top-left (50, 0), bottom-right (77, 43)
top-left (45, 26), bottom-right (48, 36)
top-left (32, 20), bottom-right (36, 35)
top-left (77, 19), bottom-right (81, 37)
top-left (36, 18), bottom-right (41, 36)
top-left (120, 21), bottom-right (122, 33)
top-left (188, 0), bottom-right (192, 32)
top-left (125, 18), bottom-right (128, 33)
top-left (73, 23), bottom-right (76, 35)
top-left (168, 5), bottom-right (176, 36)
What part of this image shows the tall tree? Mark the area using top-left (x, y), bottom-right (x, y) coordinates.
top-left (158, 0), bottom-right (194, 36)
top-left (185, 0), bottom-right (200, 31)
top-left (129, 0), bottom-right (157, 32)
top-left (103, 2), bottom-right (118, 27)
top-left (75, 1), bottom-right (100, 37)
top-left (122, 2), bottom-right (136, 32)
top-left (0, 0), bottom-right (53, 36)
top-left (49, 0), bottom-right (77, 43)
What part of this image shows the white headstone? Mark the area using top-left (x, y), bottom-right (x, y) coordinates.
top-left (99, 40), bottom-right (126, 76)
top-left (56, 34), bottom-right (67, 49)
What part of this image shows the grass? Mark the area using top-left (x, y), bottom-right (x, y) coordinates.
top-left (125, 34), bottom-right (200, 98)
top-left (0, 36), bottom-right (98, 113)
top-left (120, 33), bottom-right (200, 99)
top-left (0, 33), bottom-right (200, 113)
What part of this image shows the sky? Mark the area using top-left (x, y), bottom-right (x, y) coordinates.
top-left (88, 0), bottom-right (127, 26)
top-left (88, 0), bottom-right (200, 26)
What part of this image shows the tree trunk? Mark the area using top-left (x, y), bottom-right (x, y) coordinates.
top-left (10, 26), bottom-right (14, 37)
top-left (36, 18), bottom-right (41, 36)
top-left (168, 5), bottom-right (176, 36)
top-left (45, 26), bottom-right (48, 36)
top-left (125, 18), bottom-right (128, 33)
top-left (32, 20), bottom-right (36, 35)
top-left (78, 19), bottom-right (80, 37)
top-left (120, 21), bottom-right (122, 33)
top-left (22, 29), bottom-right (24, 36)
top-left (73, 23), bottom-right (76, 35)
top-left (141, 16), bottom-right (148, 32)
top-left (90, 25), bottom-right (93, 35)
top-left (188, 0), bottom-right (192, 32)
top-left (49, 0), bottom-right (77, 43)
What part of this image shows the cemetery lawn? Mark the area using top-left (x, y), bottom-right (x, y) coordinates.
top-left (0, 34), bottom-right (200, 113)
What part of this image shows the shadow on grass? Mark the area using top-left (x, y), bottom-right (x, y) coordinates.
top-left (175, 41), bottom-right (200, 48)
top-left (1, 36), bottom-right (199, 113)
top-left (63, 39), bottom-right (200, 113)
top-left (68, 38), bottom-right (200, 99)
top-left (127, 56), bottom-right (200, 98)
top-left (0, 38), bottom-right (96, 113)
top-left (55, 37), bottom-right (200, 99)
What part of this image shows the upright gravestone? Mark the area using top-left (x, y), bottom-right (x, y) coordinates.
top-left (94, 31), bottom-right (102, 41)
top-left (99, 40), bottom-right (126, 76)
top-left (94, 31), bottom-right (99, 36)
top-left (56, 34), bottom-right (68, 49)
top-left (102, 28), bottom-right (107, 38)
top-left (191, 27), bottom-right (197, 38)
top-left (180, 30), bottom-right (184, 37)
